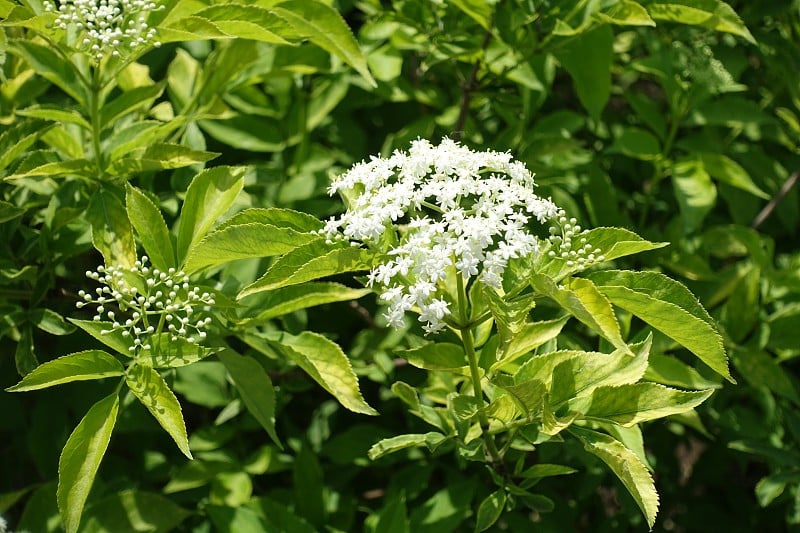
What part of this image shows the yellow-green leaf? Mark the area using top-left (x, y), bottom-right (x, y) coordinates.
top-left (6, 350), bottom-right (123, 392)
top-left (126, 364), bottom-right (192, 459)
top-left (570, 427), bottom-right (659, 528)
top-left (266, 331), bottom-right (377, 415)
top-left (58, 392), bottom-right (120, 533)
top-left (572, 383), bottom-right (714, 426)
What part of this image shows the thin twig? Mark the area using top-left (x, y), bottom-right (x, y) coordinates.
top-left (452, 30), bottom-right (493, 142)
top-left (752, 170), bottom-right (799, 230)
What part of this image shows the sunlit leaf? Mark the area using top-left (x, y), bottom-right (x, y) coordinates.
top-left (177, 166), bottom-right (245, 264)
top-left (58, 392), bottom-right (119, 533)
top-left (266, 331), bottom-right (377, 415)
top-left (6, 350), bottom-right (123, 392)
top-left (126, 183), bottom-right (175, 271)
top-left (572, 383), bottom-right (714, 426)
top-left (367, 432), bottom-right (447, 460)
top-left (239, 241), bottom-right (372, 296)
top-left (570, 427), bottom-right (659, 528)
top-left (273, 0), bottom-right (376, 86)
top-left (126, 364), bottom-right (192, 459)
top-left (586, 270), bottom-right (732, 382)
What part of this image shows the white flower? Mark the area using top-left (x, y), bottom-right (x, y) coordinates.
top-left (327, 138), bottom-right (561, 333)
top-left (44, 0), bottom-right (163, 61)
top-left (77, 255), bottom-right (214, 355)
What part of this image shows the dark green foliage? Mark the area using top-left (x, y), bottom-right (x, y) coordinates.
top-left (1, 0), bottom-right (799, 531)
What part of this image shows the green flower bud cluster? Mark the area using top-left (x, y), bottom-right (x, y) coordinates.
top-left (547, 211), bottom-right (605, 269)
top-left (77, 256), bottom-right (214, 355)
top-left (43, 0), bottom-right (163, 61)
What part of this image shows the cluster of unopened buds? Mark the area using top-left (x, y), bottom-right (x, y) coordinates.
top-left (547, 211), bottom-right (605, 268)
top-left (44, 0), bottom-right (163, 61)
top-left (77, 256), bottom-right (214, 354)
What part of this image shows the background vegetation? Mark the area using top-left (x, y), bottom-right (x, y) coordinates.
top-left (1, 0), bottom-right (799, 531)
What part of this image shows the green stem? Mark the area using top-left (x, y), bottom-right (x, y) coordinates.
top-left (456, 273), bottom-right (502, 464)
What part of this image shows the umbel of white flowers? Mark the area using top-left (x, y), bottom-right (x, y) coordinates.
top-left (325, 138), bottom-right (573, 333)
top-left (77, 256), bottom-right (214, 354)
top-left (44, 0), bottom-right (163, 61)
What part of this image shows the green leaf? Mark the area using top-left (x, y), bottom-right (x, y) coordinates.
top-left (126, 184), bottom-right (175, 271)
top-left (367, 432), bottom-right (447, 460)
top-left (517, 337), bottom-right (651, 401)
top-left (177, 166), bottom-right (245, 264)
top-left (256, 497), bottom-right (317, 533)
top-left (80, 489), bottom-right (190, 533)
top-left (646, 0), bottom-right (755, 43)
top-left (30, 308), bottom-right (76, 335)
top-left (105, 121), bottom-right (183, 164)
top-left (0, 200), bottom-right (24, 223)
top-left (216, 207), bottom-right (324, 233)
top-left (273, 0), bottom-right (376, 86)
top-left (400, 343), bottom-right (468, 371)
top-left (573, 383), bottom-right (713, 426)
top-left (608, 127), bottom-right (661, 159)
top-left (374, 492), bottom-right (410, 533)
top-left (3, 158), bottom-right (94, 180)
top-left (520, 463), bottom-right (578, 479)
top-left (239, 241), bottom-right (372, 296)
top-left (699, 153), bottom-right (769, 200)
top-left (193, 5), bottom-right (296, 44)
top-left (596, 0), bottom-right (656, 26)
top-left (218, 349), bottom-right (281, 447)
top-left (755, 472), bottom-right (800, 507)
top-left (532, 274), bottom-right (628, 352)
top-left (6, 350), bottom-right (123, 392)
top-left (184, 223), bottom-right (320, 274)
top-left (293, 444), bottom-right (325, 527)
top-left (16, 105), bottom-right (91, 129)
top-left (69, 319), bottom-right (133, 357)
top-left (0, 119), bottom-right (54, 170)
top-left (135, 332), bottom-right (211, 368)
top-left (474, 489), bottom-right (506, 532)
top-left (9, 40), bottom-right (87, 105)
top-left (577, 227), bottom-right (668, 263)
top-left (644, 354), bottom-right (723, 390)
top-left (554, 25), bottom-right (613, 119)
top-left (86, 187), bottom-right (137, 269)
top-left (732, 348), bottom-right (800, 406)
top-left (126, 364), bottom-right (192, 459)
top-left (451, 0), bottom-right (493, 29)
top-left (570, 427), bottom-right (659, 528)
top-left (586, 270), bottom-right (732, 382)
top-left (100, 83), bottom-right (165, 129)
top-left (58, 392), bottom-right (120, 533)
top-left (14, 326), bottom-right (37, 377)
top-left (199, 114), bottom-right (285, 153)
top-left (267, 331), bottom-right (377, 415)
top-left (672, 157), bottom-right (716, 234)
top-left (244, 282), bottom-right (371, 321)
top-left (490, 315), bottom-right (570, 372)
top-left (158, 16), bottom-right (233, 43)
top-left (547, 343), bottom-right (650, 407)
top-left (493, 377), bottom-right (546, 413)
top-left (197, 39), bottom-right (262, 102)
top-left (108, 143), bottom-right (218, 175)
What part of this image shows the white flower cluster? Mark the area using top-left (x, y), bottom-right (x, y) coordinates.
top-left (44, 0), bottom-right (162, 61)
top-left (546, 213), bottom-right (605, 268)
top-left (77, 256), bottom-right (214, 354)
top-left (325, 138), bottom-right (560, 333)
